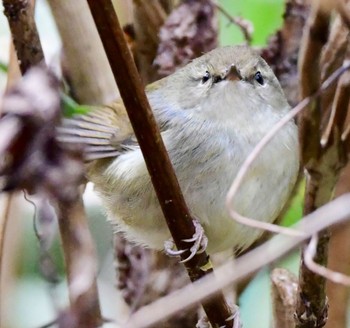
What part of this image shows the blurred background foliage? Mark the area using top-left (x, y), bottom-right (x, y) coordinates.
top-left (219, 0), bottom-right (285, 46)
top-left (0, 0), bottom-right (304, 327)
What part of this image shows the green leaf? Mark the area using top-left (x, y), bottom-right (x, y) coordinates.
top-left (61, 93), bottom-right (90, 117)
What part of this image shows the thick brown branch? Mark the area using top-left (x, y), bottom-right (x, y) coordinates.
top-left (2, 0), bottom-right (44, 75)
top-left (86, 1), bottom-right (233, 327)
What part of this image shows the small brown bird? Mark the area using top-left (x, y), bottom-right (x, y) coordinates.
top-left (59, 45), bottom-right (299, 255)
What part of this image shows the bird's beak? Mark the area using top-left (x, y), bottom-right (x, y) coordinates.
top-left (226, 65), bottom-right (242, 82)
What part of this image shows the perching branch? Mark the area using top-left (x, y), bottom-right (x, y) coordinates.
top-left (85, 1), bottom-right (234, 327)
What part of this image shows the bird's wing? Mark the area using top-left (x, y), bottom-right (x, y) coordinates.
top-left (57, 101), bottom-right (136, 161)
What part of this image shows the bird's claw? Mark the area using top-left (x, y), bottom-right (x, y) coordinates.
top-left (226, 304), bottom-right (242, 328)
top-left (181, 218), bottom-right (208, 263)
top-left (196, 304), bottom-right (241, 328)
top-left (164, 218), bottom-right (208, 263)
top-left (164, 239), bottom-right (187, 256)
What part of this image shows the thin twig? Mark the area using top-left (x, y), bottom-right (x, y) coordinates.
top-left (86, 1), bottom-right (234, 327)
top-left (341, 121), bottom-right (350, 142)
top-left (319, 14), bottom-right (348, 126)
top-left (304, 234), bottom-right (350, 285)
top-left (321, 59), bottom-right (350, 147)
top-left (320, 14), bottom-right (348, 84)
top-left (24, 193), bottom-right (61, 285)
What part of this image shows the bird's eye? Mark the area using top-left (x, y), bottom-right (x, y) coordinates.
top-left (202, 71), bottom-right (211, 83)
top-left (213, 75), bottom-right (223, 83)
top-left (254, 71), bottom-right (264, 85)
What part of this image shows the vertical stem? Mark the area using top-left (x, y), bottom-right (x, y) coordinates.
top-left (2, 0), bottom-right (44, 74)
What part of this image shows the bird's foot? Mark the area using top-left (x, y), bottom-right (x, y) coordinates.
top-left (164, 218), bottom-right (208, 263)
